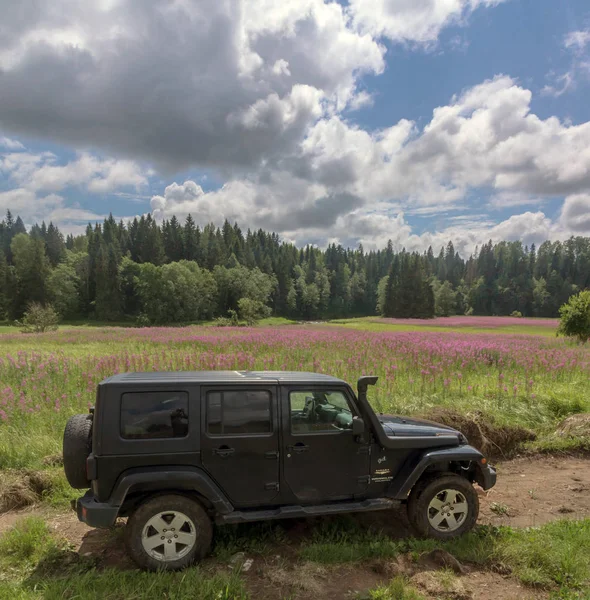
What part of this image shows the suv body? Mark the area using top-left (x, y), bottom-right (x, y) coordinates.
top-left (64, 371), bottom-right (496, 570)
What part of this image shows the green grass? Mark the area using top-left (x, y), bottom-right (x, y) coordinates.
top-left (0, 517), bottom-right (61, 567)
top-left (299, 517), bottom-right (403, 563)
top-left (0, 316), bottom-right (297, 334)
top-left (360, 577), bottom-right (426, 600)
top-left (0, 516), bottom-right (248, 600)
top-left (496, 520), bottom-right (590, 590)
top-left (299, 518), bottom-right (590, 596)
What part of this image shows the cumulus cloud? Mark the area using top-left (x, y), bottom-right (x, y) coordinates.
top-left (348, 0), bottom-right (508, 45)
top-left (0, 136), bottom-right (25, 151)
top-left (0, 0), bottom-right (384, 171)
top-left (293, 76), bottom-right (590, 204)
top-left (150, 75), bottom-right (590, 255)
top-left (2, 1), bottom-right (589, 256)
top-left (1, 150), bottom-right (147, 193)
top-left (560, 194), bottom-right (590, 233)
top-left (0, 146), bottom-right (145, 230)
top-left (0, 186), bottom-right (105, 233)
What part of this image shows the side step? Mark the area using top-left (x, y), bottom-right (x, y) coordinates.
top-left (216, 498), bottom-right (398, 525)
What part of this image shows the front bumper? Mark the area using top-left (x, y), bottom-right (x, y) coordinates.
top-left (478, 463), bottom-right (497, 490)
top-left (73, 490), bottom-right (119, 528)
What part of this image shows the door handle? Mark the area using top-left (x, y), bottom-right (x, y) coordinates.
top-left (288, 443), bottom-right (309, 454)
top-left (213, 446), bottom-right (235, 458)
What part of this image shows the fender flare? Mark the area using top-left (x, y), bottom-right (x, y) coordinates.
top-left (108, 466), bottom-right (234, 514)
top-left (388, 445), bottom-right (496, 499)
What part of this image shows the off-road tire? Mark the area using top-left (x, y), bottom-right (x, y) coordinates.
top-left (407, 474), bottom-right (479, 540)
top-left (125, 494), bottom-right (213, 571)
top-left (63, 414), bottom-right (93, 489)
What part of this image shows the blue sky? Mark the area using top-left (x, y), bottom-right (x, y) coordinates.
top-left (1, 0), bottom-right (590, 255)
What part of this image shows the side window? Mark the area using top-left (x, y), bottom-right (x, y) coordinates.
top-left (121, 391), bottom-right (188, 439)
top-left (206, 390), bottom-right (272, 435)
top-left (290, 390), bottom-right (355, 434)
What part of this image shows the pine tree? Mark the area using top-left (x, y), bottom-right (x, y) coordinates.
top-left (183, 215), bottom-right (198, 261)
top-left (94, 241), bottom-right (122, 321)
top-left (0, 250), bottom-right (8, 319)
top-left (45, 222), bottom-right (66, 266)
top-left (10, 234), bottom-right (50, 316)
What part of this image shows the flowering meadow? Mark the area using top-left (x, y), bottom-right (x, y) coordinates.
top-left (374, 316), bottom-right (560, 328)
top-left (0, 324), bottom-right (588, 468)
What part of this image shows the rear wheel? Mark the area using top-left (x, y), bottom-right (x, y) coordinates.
top-left (407, 474), bottom-right (479, 540)
top-left (63, 414), bottom-right (93, 489)
top-left (125, 494), bottom-right (212, 571)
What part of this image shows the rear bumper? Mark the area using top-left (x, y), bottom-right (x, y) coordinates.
top-left (74, 490), bottom-right (119, 528)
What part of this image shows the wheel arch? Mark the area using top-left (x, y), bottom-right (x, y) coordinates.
top-left (389, 445), bottom-right (496, 500)
top-left (110, 467), bottom-right (234, 517)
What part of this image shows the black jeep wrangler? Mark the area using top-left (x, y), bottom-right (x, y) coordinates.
top-left (63, 371), bottom-right (496, 571)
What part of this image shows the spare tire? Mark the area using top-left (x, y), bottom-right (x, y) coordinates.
top-left (63, 414), bottom-right (93, 489)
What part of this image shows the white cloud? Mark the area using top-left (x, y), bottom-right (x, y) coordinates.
top-left (560, 194), bottom-right (590, 233)
top-left (489, 192), bottom-right (545, 209)
top-left (348, 0), bottom-right (508, 45)
top-left (150, 75), bottom-right (590, 255)
top-left (295, 76), bottom-right (590, 204)
top-left (0, 143), bottom-right (147, 230)
top-left (0, 0), bottom-right (385, 170)
top-left (1, 2), bottom-right (589, 256)
top-left (0, 136), bottom-right (25, 151)
top-left (0, 188), bottom-right (61, 217)
top-left (542, 71), bottom-right (575, 97)
top-left (543, 29), bottom-right (590, 97)
top-left (564, 30), bottom-right (590, 53)
top-left (1, 150), bottom-right (147, 193)
top-left (0, 186), bottom-right (108, 232)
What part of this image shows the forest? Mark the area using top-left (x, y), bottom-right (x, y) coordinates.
top-left (1, 210), bottom-right (589, 324)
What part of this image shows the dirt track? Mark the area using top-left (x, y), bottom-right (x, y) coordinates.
top-left (1, 455), bottom-right (588, 599)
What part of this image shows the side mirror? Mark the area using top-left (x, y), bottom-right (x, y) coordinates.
top-left (352, 416), bottom-right (365, 437)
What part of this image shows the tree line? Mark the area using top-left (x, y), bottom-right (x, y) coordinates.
top-left (1, 210), bottom-right (589, 324)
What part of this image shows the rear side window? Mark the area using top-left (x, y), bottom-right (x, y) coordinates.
top-left (121, 391), bottom-right (188, 439)
top-left (207, 390), bottom-right (271, 435)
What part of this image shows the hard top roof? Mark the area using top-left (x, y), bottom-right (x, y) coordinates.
top-left (102, 371), bottom-right (348, 386)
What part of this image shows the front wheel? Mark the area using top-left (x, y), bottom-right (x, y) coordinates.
top-left (407, 474), bottom-right (479, 540)
top-left (125, 494), bottom-right (212, 571)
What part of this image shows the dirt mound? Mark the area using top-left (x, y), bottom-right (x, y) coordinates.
top-left (556, 414), bottom-right (590, 438)
top-left (42, 454), bottom-right (64, 467)
top-left (0, 471), bottom-right (55, 513)
top-left (422, 409), bottom-right (536, 458)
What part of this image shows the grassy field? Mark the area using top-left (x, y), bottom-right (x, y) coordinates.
top-left (0, 320), bottom-right (588, 468)
top-left (0, 318), bottom-right (588, 598)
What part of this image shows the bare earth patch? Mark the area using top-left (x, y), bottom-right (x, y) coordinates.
top-left (449, 571), bottom-right (548, 600)
top-left (479, 455), bottom-right (590, 527)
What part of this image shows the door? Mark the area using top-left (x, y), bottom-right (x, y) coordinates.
top-left (282, 386), bottom-right (370, 502)
top-left (201, 386), bottom-right (279, 507)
